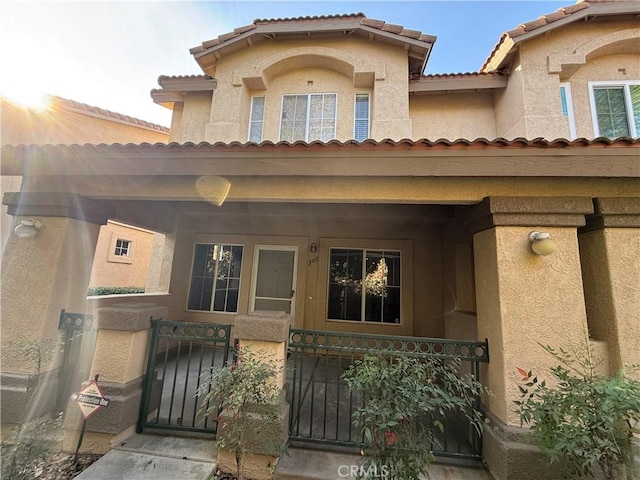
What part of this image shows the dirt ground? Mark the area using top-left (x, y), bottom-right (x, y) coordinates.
top-left (2, 451), bottom-right (101, 480)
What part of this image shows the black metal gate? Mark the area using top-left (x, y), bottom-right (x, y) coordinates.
top-left (57, 310), bottom-right (97, 410)
top-left (287, 328), bottom-right (489, 460)
top-left (138, 319), bottom-right (233, 435)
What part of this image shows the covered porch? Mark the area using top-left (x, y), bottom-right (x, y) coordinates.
top-left (2, 138), bottom-right (638, 479)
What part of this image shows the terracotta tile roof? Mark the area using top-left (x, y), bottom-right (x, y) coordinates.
top-left (253, 13), bottom-right (364, 23)
top-left (157, 74), bottom-right (212, 81)
top-left (4, 137), bottom-right (637, 152)
top-left (45, 95), bottom-right (170, 133)
top-left (190, 13), bottom-right (435, 55)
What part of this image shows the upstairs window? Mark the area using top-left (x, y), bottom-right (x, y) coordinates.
top-left (327, 248), bottom-right (401, 324)
top-left (589, 81), bottom-right (640, 138)
top-left (279, 93), bottom-right (337, 142)
top-left (187, 243), bottom-right (243, 313)
top-left (559, 83), bottom-right (576, 139)
top-left (114, 239), bottom-right (131, 257)
top-left (354, 93), bottom-right (370, 141)
top-left (248, 96), bottom-right (265, 142)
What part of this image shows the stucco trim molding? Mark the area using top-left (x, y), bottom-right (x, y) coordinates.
top-left (581, 197), bottom-right (640, 232)
top-left (463, 196), bottom-right (594, 235)
top-left (243, 46), bottom-right (377, 89)
top-left (3, 192), bottom-right (113, 225)
top-left (548, 28), bottom-right (640, 75)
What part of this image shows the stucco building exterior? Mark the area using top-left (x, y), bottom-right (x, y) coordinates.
top-left (1, 1), bottom-right (638, 479)
top-left (1, 95), bottom-right (169, 290)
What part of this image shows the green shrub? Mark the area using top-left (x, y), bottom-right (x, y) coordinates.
top-left (515, 344), bottom-right (640, 479)
top-left (87, 286), bottom-right (145, 296)
top-left (342, 354), bottom-right (485, 480)
top-left (197, 346), bottom-right (284, 480)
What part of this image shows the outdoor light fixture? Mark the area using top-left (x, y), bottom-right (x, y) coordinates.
top-left (310, 243), bottom-right (318, 253)
top-left (528, 231), bottom-right (556, 256)
top-left (14, 219), bottom-right (42, 239)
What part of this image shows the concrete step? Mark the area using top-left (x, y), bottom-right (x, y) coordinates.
top-left (75, 433), bottom-right (216, 480)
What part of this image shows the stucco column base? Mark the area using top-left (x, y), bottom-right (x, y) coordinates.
top-left (217, 450), bottom-right (279, 480)
top-left (217, 311), bottom-right (291, 479)
top-left (62, 303), bottom-right (168, 453)
top-left (483, 410), bottom-right (569, 480)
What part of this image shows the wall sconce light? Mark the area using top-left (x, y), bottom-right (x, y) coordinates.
top-left (310, 243), bottom-right (318, 253)
top-left (528, 231), bottom-right (556, 256)
top-left (14, 219), bottom-right (42, 239)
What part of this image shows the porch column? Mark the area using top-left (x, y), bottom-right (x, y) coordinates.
top-left (62, 302), bottom-right (168, 453)
top-left (579, 198), bottom-right (640, 374)
top-left (216, 311), bottom-right (291, 480)
top-left (1, 192), bottom-right (109, 427)
top-left (465, 196), bottom-right (593, 480)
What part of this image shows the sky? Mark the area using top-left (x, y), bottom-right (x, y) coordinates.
top-left (0, 0), bottom-right (570, 127)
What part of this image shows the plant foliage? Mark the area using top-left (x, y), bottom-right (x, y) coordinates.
top-left (198, 346), bottom-right (284, 480)
top-left (342, 353), bottom-right (485, 480)
top-left (86, 286), bottom-right (145, 296)
top-left (515, 344), bottom-right (640, 479)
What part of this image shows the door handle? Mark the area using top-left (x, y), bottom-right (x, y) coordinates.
top-left (290, 290), bottom-right (295, 299)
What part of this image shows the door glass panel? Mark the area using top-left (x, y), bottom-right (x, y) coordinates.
top-left (254, 249), bottom-right (295, 314)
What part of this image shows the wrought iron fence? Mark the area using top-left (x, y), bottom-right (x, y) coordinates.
top-left (138, 319), bottom-right (233, 435)
top-left (287, 328), bottom-right (489, 460)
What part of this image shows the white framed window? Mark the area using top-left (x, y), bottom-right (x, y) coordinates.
top-left (248, 96), bottom-right (265, 142)
top-left (559, 83), bottom-right (576, 139)
top-left (187, 243), bottom-right (243, 313)
top-left (589, 81), bottom-right (640, 138)
top-left (114, 239), bottom-right (131, 257)
top-left (279, 93), bottom-right (337, 142)
top-left (354, 93), bottom-right (370, 141)
top-left (327, 248), bottom-right (401, 324)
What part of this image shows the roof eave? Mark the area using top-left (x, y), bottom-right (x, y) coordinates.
top-left (409, 74), bottom-right (507, 94)
top-left (193, 22), bottom-right (435, 76)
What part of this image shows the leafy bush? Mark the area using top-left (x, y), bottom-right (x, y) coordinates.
top-left (342, 354), bottom-right (485, 480)
top-left (515, 344), bottom-right (640, 479)
top-left (198, 346), bottom-right (284, 480)
top-left (86, 286), bottom-right (145, 296)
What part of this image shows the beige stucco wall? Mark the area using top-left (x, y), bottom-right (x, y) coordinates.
top-left (410, 92), bottom-right (496, 140)
top-left (493, 19), bottom-right (640, 140)
top-left (167, 208), bottom-right (444, 338)
top-left (185, 37), bottom-right (411, 143)
top-left (0, 100), bottom-right (169, 146)
top-left (1, 217), bottom-right (100, 374)
top-left (175, 92), bottom-right (212, 143)
top-left (474, 226), bottom-right (590, 426)
top-left (579, 227), bottom-right (640, 372)
top-left (90, 329), bottom-right (150, 384)
top-left (88, 221), bottom-right (156, 289)
top-left (169, 15), bottom-right (640, 144)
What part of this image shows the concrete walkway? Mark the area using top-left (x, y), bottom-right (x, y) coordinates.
top-left (76, 433), bottom-right (494, 480)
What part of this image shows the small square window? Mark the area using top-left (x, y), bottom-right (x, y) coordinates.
top-left (114, 239), bottom-right (131, 257)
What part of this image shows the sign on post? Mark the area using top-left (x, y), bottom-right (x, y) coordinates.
top-left (72, 379), bottom-right (110, 419)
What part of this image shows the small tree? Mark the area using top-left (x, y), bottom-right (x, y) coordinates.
top-left (342, 353), bottom-right (485, 480)
top-left (515, 344), bottom-right (640, 479)
top-left (198, 346), bottom-right (284, 480)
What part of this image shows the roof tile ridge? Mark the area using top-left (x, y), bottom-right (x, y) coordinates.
top-left (49, 95), bottom-right (169, 132)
